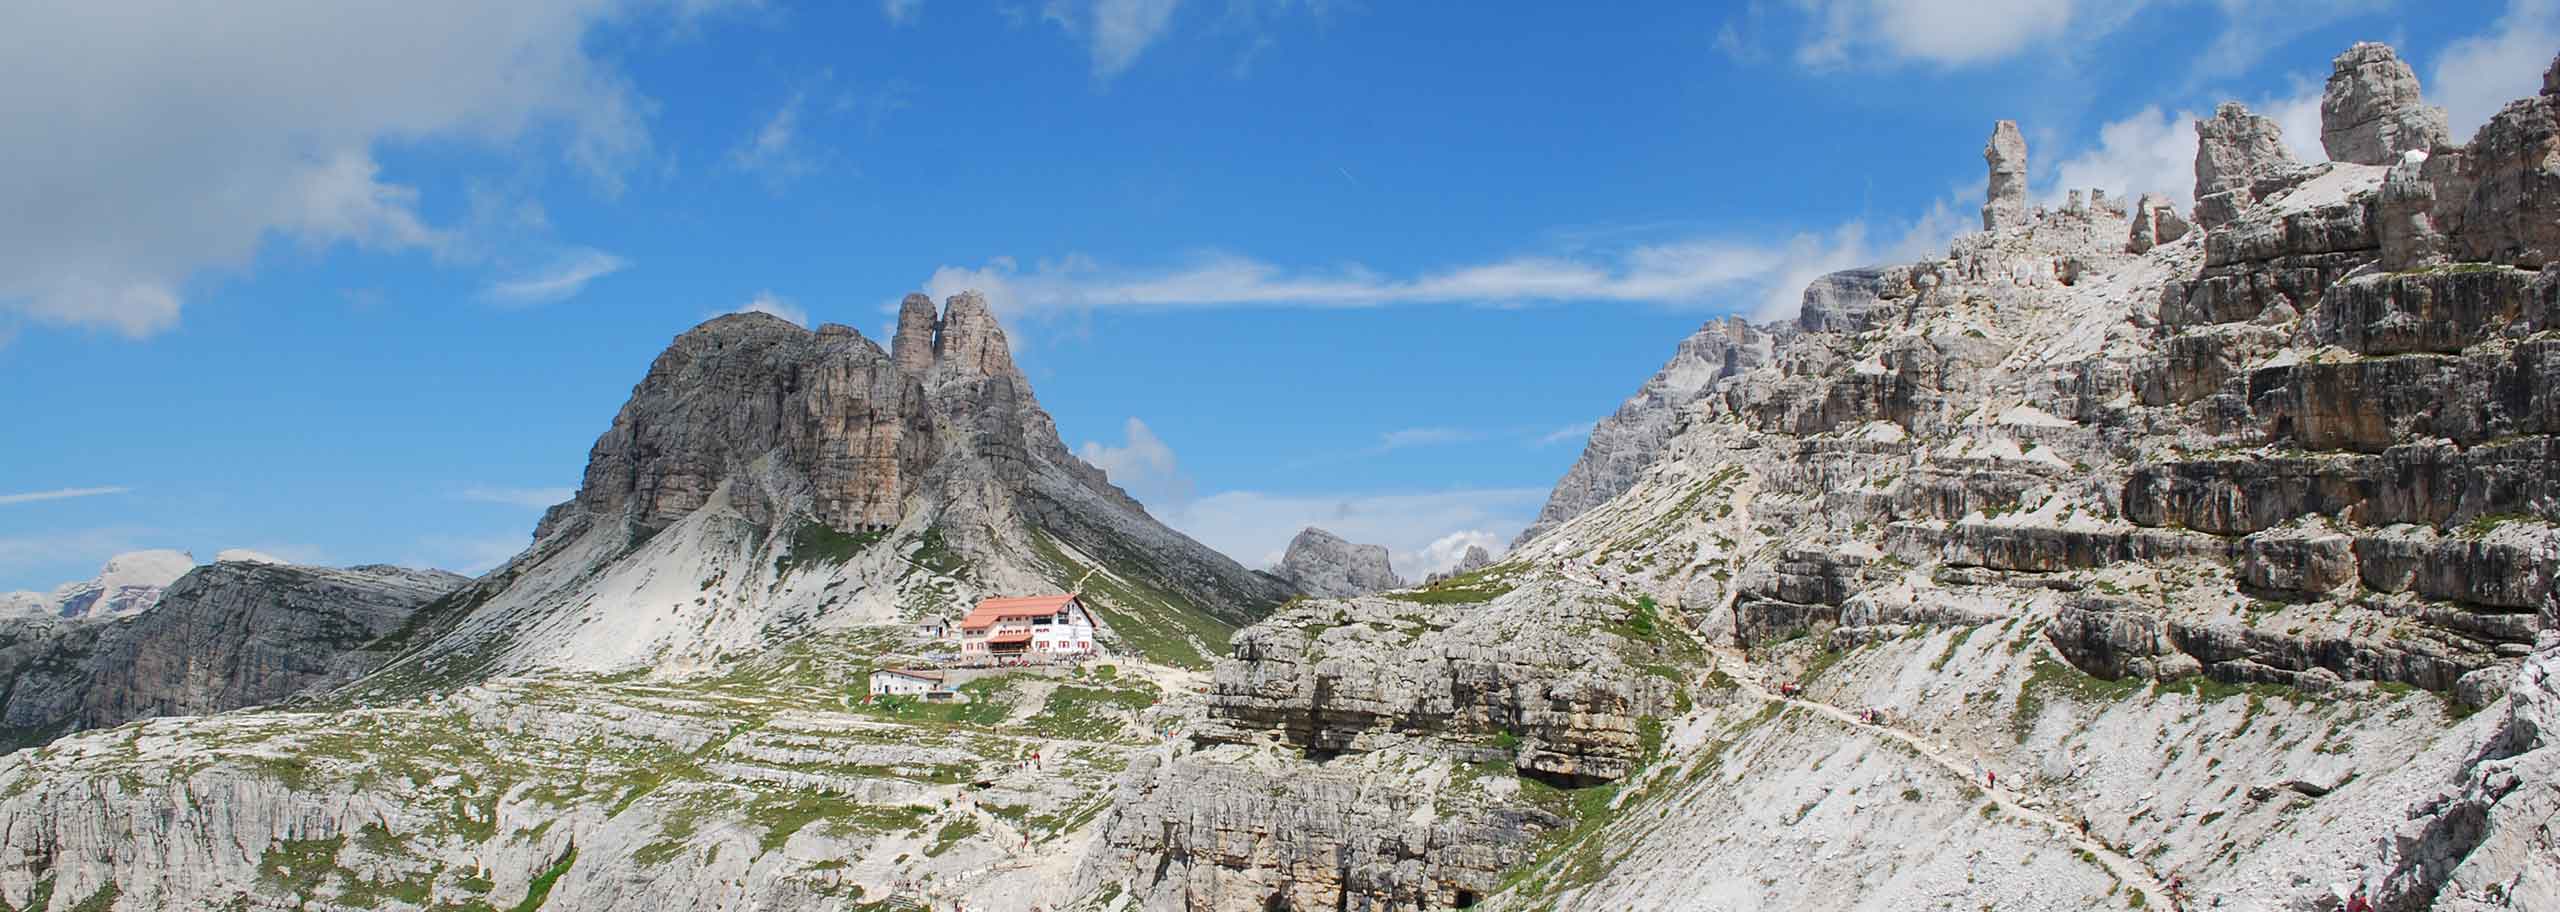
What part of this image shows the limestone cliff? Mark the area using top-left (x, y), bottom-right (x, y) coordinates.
top-left (0, 559), bottom-right (460, 750)
top-left (1087, 40), bottom-right (2560, 912)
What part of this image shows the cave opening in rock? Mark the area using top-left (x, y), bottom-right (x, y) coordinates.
top-left (1455, 888), bottom-right (1479, 908)
top-left (1264, 892), bottom-right (1290, 912)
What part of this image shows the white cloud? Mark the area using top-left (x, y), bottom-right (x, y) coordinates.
top-left (1536, 421), bottom-right (1597, 447)
top-left (1067, 415), bottom-right (1538, 578)
top-left (2182, 0), bottom-right (2391, 89)
top-left (484, 248), bottom-right (630, 305)
top-left (1378, 427), bottom-right (1480, 450)
top-left (1405, 530), bottom-right (1508, 579)
top-left (1042, 0), bottom-right (1185, 78)
top-left (1160, 488), bottom-right (1546, 575)
top-left (2432, 0), bottom-right (2560, 139)
top-left (928, 205), bottom-right (1962, 326)
top-left (1080, 417), bottom-right (1194, 507)
top-left (731, 290), bottom-right (808, 326)
top-left (457, 486), bottom-right (576, 508)
top-left (1791, 0), bottom-right (2096, 68)
top-left (0, 486), bottom-right (131, 507)
top-left (2045, 88), bottom-right (2325, 210)
top-left (731, 91), bottom-right (817, 186)
top-left (216, 544), bottom-right (330, 566)
top-left (883, 0), bottom-right (923, 25)
top-left (0, 1), bottom-right (740, 338)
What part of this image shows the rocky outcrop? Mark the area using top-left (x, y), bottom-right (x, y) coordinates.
top-left (2322, 42), bottom-right (2451, 166)
top-left (1514, 317), bottom-right (1780, 546)
top-left (2371, 636), bottom-right (2560, 911)
top-left (0, 559), bottom-right (461, 750)
top-left (1984, 120), bottom-right (2030, 231)
top-left (1081, 576), bottom-right (1689, 910)
top-left (1272, 527), bottom-right (1404, 597)
top-left (2128, 192), bottom-right (2192, 254)
top-left (2194, 102), bottom-right (2302, 228)
top-left (1423, 546), bottom-right (1498, 585)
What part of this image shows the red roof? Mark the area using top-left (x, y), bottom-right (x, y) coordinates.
top-left (876, 668), bottom-right (944, 682)
top-left (987, 630), bottom-right (1033, 646)
top-left (961, 594), bottom-right (1078, 630)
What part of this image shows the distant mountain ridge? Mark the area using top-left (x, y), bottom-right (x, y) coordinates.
top-left (2, 550), bottom-right (196, 620)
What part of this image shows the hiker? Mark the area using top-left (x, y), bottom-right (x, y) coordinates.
top-left (1987, 769), bottom-right (1996, 789)
top-left (2345, 890), bottom-right (2373, 912)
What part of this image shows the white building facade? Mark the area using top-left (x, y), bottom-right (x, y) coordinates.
top-left (959, 594), bottom-right (1101, 658)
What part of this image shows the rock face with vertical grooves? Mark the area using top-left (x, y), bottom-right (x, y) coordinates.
top-left (1271, 527), bottom-right (1404, 597)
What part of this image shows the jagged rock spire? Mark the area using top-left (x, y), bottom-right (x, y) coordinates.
top-left (1982, 120), bottom-right (2029, 231)
top-left (2193, 102), bottom-right (2299, 228)
top-left (2321, 42), bottom-right (2449, 165)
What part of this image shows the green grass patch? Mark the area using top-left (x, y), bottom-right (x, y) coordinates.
top-left (776, 520), bottom-right (887, 575)
top-left (1384, 564), bottom-right (1521, 606)
top-left (509, 846), bottom-right (576, 912)
top-left (2011, 656), bottom-right (2146, 742)
top-left (926, 818), bottom-right (982, 857)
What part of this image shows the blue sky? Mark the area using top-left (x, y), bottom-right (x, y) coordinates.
top-left (1, 0), bottom-right (2545, 591)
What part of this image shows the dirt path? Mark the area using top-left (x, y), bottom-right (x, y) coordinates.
top-left (1706, 649), bottom-right (2185, 910)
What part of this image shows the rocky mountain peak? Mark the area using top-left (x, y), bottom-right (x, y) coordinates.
top-left (391, 289), bottom-right (1287, 679)
top-left (1273, 527), bottom-right (1404, 597)
top-left (2321, 41), bottom-right (2450, 165)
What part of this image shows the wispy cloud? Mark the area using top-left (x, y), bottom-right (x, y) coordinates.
top-left (2434, 0), bottom-right (2560, 138)
top-left (483, 248), bottom-right (628, 305)
top-left (1536, 421), bottom-right (1596, 448)
top-left (731, 91), bottom-right (818, 186)
top-left (930, 204), bottom-right (1961, 326)
top-left (1041, 0), bottom-right (1185, 79)
top-left (1378, 427), bottom-right (1481, 451)
top-left (1080, 416), bottom-right (1193, 508)
top-left (2045, 85), bottom-right (2325, 209)
top-left (727, 291), bottom-right (808, 327)
top-left (457, 486), bottom-right (574, 508)
top-left (0, 486), bottom-right (129, 506)
top-left (1787, 0), bottom-right (2095, 69)
top-left (882, 0), bottom-right (922, 25)
top-left (1164, 487), bottom-right (1546, 576)
top-left (1072, 415), bottom-right (1539, 577)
